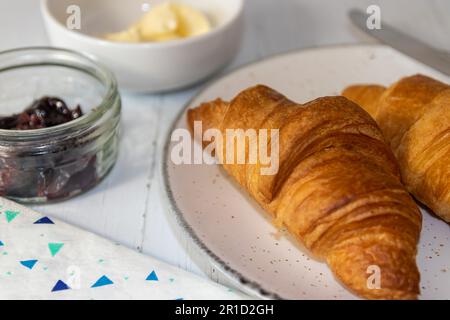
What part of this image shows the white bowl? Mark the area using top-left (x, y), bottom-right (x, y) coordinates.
top-left (41, 0), bottom-right (244, 93)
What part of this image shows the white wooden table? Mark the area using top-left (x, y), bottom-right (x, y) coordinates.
top-left (1, 0), bottom-right (449, 283)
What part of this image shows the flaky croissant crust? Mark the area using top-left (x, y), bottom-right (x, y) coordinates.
top-left (343, 75), bottom-right (450, 223)
top-left (188, 85), bottom-right (421, 300)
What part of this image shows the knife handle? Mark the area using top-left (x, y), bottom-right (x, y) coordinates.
top-left (438, 50), bottom-right (450, 62)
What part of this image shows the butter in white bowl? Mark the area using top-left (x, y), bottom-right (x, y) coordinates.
top-left (104, 2), bottom-right (212, 43)
top-left (41, 0), bottom-right (244, 92)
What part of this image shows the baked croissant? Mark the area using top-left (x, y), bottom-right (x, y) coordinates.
top-left (343, 75), bottom-right (450, 222)
top-left (187, 85), bottom-right (421, 300)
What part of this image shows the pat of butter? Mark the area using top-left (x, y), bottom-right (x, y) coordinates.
top-left (104, 2), bottom-right (211, 43)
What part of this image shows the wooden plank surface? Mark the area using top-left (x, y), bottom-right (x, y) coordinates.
top-left (0, 0), bottom-right (449, 283)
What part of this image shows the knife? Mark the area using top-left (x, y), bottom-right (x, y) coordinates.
top-left (349, 9), bottom-right (450, 76)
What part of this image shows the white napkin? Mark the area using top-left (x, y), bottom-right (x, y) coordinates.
top-left (0, 197), bottom-right (249, 300)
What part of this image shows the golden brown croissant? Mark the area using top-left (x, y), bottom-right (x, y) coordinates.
top-left (343, 75), bottom-right (450, 222)
top-left (187, 85), bottom-right (422, 300)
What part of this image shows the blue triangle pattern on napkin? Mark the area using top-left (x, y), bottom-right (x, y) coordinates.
top-left (52, 280), bottom-right (70, 292)
top-left (20, 259), bottom-right (38, 270)
top-left (5, 211), bottom-right (20, 223)
top-left (34, 217), bottom-right (54, 224)
top-left (146, 270), bottom-right (159, 281)
top-left (48, 243), bottom-right (64, 257)
top-left (0, 240), bottom-right (3, 246)
top-left (91, 275), bottom-right (114, 288)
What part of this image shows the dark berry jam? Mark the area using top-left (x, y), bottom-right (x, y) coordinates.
top-left (0, 97), bottom-right (103, 202)
top-left (0, 97), bottom-right (83, 130)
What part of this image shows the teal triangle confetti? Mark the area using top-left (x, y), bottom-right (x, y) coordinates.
top-left (20, 260), bottom-right (38, 270)
top-left (48, 243), bottom-right (64, 257)
top-left (0, 241), bottom-right (3, 247)
top-left (91, 275), bottom-right (113, 288)
top-left (52, 280), bottom-right (70, 292)
top-left (5, 211), bottom-right (20, 223)
top-left (146, 270), bottom-right (159, 281)
top-left (34, 217), bottom-right (54, 224)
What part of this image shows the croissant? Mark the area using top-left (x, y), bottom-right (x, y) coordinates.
top-left (187, 85), bottom-right (421, 300)
top-left (343, 75), bottom-right (450, 222)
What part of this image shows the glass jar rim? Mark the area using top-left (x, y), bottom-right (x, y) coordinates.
top-left (0, 46), bottom-right (118, 139)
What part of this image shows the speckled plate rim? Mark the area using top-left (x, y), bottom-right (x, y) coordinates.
top-left (160, 43), bottom-right (400, 300)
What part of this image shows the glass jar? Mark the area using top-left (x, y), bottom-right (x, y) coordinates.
top-left (0, 47), bottom-right (121, 203)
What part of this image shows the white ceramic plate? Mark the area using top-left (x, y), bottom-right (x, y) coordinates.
top-left (162, 44), bottom-right (450, 299)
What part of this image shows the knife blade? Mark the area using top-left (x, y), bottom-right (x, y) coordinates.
top-left (349, 9), bottom-right (450, 76)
